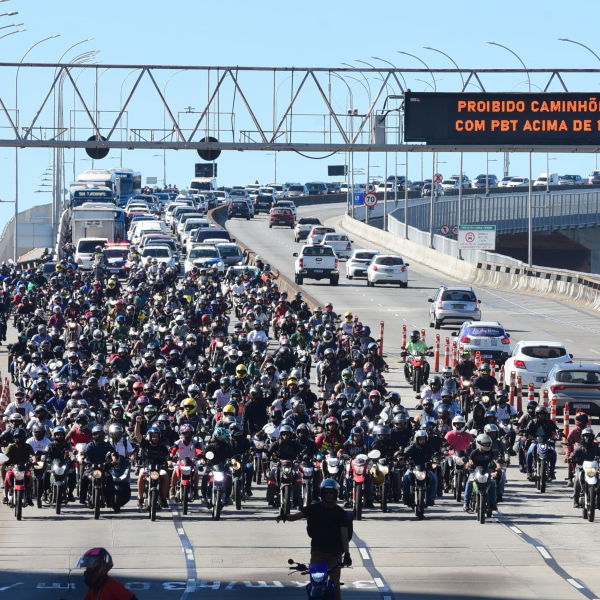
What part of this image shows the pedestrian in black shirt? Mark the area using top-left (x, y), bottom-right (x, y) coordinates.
top-left (277, 478), bottom-right (351, 600)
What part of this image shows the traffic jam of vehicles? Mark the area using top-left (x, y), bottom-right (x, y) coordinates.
top-left (1, 167), bottom-right (599, 538)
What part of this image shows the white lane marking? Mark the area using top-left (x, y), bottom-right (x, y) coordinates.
top-left (374, 578), bottom-right (385, 589)
top-left (536, 546), bottom-right (552, 560)
top-left (177, 528), bottom-right (185, 535)
top-left (564, 339), bottom-right (575, 343)
top-left (359, 548), bottom-right (370, 560)
top-left (589, 349), bottom-right (600, 355)
top-left (510, 526), bottom-right (523, 534)
top-left (567, 579), bottom-right (585, 589)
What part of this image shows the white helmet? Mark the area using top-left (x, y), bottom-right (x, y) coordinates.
top-left (475, 433), bottom-right (492, 452)
top-left (452, 415), bottom-right (466, 432)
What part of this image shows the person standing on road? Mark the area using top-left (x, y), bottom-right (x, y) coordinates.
top-left (76, 547), bottom-right (137, 600)
top-left (276, 478), bottom-right (352, 600)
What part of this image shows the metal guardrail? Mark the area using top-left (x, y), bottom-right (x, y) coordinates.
top-left (387, 213), bottom-right (525, 267)
top-left (392, 189), bottom-right (600, 236)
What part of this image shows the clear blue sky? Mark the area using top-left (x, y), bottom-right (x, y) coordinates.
top-left (0, 0), bottom-right (599, 228)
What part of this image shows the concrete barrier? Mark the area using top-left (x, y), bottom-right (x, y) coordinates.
top-left (207, 205), bottom-right (321, 311)
top-left (339, 214), bottom-right (600, 313)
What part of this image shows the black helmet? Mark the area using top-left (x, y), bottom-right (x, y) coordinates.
top-left (526, 400), bottom-right (538, 412)
top-left (410, 330), bottom-right (420, 342)
top-left (496, 389), bottom-right (508, 403)
top-left (535, 405), bottom-right (548, 416)
top-left (320, 478), bottom-right (340, 497)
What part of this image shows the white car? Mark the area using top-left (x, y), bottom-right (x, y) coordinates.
top-left (184, 245), bottom-right (224, 273)
top-left (346, 249), bottom-right (381, 279)
top-left (503, 341), bottom-right (573, 388)
top-left (286, 184), bottom-right (308, 198)
top-left (507, 177), bottom-right (529, 187)
top-left (559, 174), bottom-right (584, 186)
top-left (307, 226), bottom-right (336, 245)
top-left (141, 245), bottom-right (176, 270)
top-left (375, 181), bottom-right (396, 194)
top-left (273, 200), bottom-right (297, 215)
top-left (498, 176), bottom-right (513, 187)
top-left (453, 321), bottom-right (511, 365)
top-left (366, 254), bottom-right (408, 288)
top-left (267, 183), bottom-right (284, 198)
top-left (322, 232), bottom-right (353, 259)
top-left (441, 180), bottom-right (460, 194)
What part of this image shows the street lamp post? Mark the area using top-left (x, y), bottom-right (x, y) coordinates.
top-left (14, 34), bottom-right (60, 264)
top-left (0, 27), bottom-right (23, 41)
top-left (397, 51), bottom-right (436, 91)
top-left (486, 156), bottom-right (497, 195)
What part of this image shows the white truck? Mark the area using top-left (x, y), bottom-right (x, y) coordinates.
top-left (189, 177), bottom-right (217, 192)
top-left (71, 204), bottom-right (116, 248)
top-left (293, 244), bottom-right (339, 286)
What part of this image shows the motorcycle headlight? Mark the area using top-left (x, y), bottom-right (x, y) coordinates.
top-left (232, 460), bottom-right (241, 471)
top-left (283, 466), bottom-right (292, 474)
top-left (353, 465), bottom-right (365, 475)
top-left (476, 472), bottom-right (489, 484)
top-left (586, 467), bottom-right (597, 477)
top-left (303, 467), bottom-right (313, 475)
top-left (180, 466), bottom-right (192, 475)
top-left (379, 466), bottom-right (389, 475)
top-left (454, 457), bottom-right (464, 467)
top-left (53, 466), bottom-right (65, 476)
top-left (150, 471), bottom-right (160, 480)
top-left (14, 470), bottom-right (24, 481)
top-left (217, 342), bottom-right (224, 348)
top-left (539, 444), bottom-right (547, 451)
top-left (213, 471), bottom-right (225, 481)
top-left (93, 469), bottom-right (102, 479)
top-left (312, 572), bottom-right (326, 583)
top-left (328, 458), bottom-right (339, 466)
top-left (415, 471), bottom-right (426, 481)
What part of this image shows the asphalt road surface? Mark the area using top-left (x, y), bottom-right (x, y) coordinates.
top-left (2, 202), bottom-right (600, 600)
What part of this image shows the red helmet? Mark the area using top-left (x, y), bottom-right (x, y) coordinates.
top-left (116, 299), bottom-right (125, 309)
top-left (325, 302), bottom-right (333, 310)
top-left (201, 314), bottom-right (212, 324)
top-left (133, 381), bottom-right (144, 395)
top-left (76, 548), bottom-right (113, 588)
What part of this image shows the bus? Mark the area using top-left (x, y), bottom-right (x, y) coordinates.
top-left (109, 168), bottom-right (142, 206)
top-left (71, 186), bottom-right (116, 208)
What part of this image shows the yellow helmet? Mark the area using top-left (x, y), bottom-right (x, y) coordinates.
top-left (236, 364), bottom-right (247, 378)
top-left (344, 311), bottom-right (353, 322)
top-left (287, 377), bottom-right (298, 386)
top-left (55, 264), bottom-right (63, 273)
top-left (371, 467), bottom-right (385, 486)
top-left (182, 398), bottom-right (197, 415)
top-left (223, 404), bottom-right (236, 417)
top-left (108, 281), bottom-right (116, 288)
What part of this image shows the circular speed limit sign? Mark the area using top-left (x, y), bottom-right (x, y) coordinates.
top-left (465, 232), bottom-right (476, 243)
top-left (364, 193), bottom-right (378, 207)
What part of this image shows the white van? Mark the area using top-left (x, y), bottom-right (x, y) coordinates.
top-left (75, 237), bottom-right (109, 270)
top-left (129, 221), bottom-right (167, 245)
top-left (534, 172), bottom-right (559, 187)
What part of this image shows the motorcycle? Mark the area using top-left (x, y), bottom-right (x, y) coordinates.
top-left (287, 558), bottom-right (345, 600)
top-left (468, 466), bottom-right (493, 524)
top-left (86, 463), bottom-right (106, 520)
top-left (142, 461), bottom-right (164, 521)
top-left (2, 456), bottom-right (31, 521)
top-left (32, 453), bottom-right (46, 509)
top-left (296, 347), bottom-right (311, 379)
top-left (251, 440), bottom-right (265, 485)
top-left (344, 449), bottom-right (380, 521)
top-left (407, 461), bottom-right (432, 520)
top-left (275, 458), bottom-right (298, 517)
top-left (299, 455), bottom-right (315, 508)
top-left (579, 459), bottom-right (600, 522)
top-left (531, 436), bottom-right (553, 494)
top-left (371, 454), bottom-right (392, 513)
top-left (449, 452), bottom-right (467, 503)
top-left (49, 456), bottom-right (70, 515)
top-left (204, 451), bottom-right (229, 521)
top-left (108, 457), bottom-right (131, 513)
top-left (402, 349), bottom-right (433, 393)
top-left (231, 454), bottom-right (246, 511)
top-left (324, 449), bottom-right (343, 486)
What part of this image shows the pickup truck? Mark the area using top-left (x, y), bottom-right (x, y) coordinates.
top-left (293, 244), bottom-right (339, 286)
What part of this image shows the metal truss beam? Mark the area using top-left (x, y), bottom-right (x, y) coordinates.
top-left (1, 139), bottom-right (600, 153)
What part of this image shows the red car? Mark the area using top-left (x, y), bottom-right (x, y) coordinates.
top-left (269, 208), bottom-right (295, 229)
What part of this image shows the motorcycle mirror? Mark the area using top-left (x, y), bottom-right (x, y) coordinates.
top-left (427, 298), bottom-right (433, 302)
top-left (451, 332), bottom-right (458, 337)
top-left (0, 453), bottom-right (8, 465)
top-left (368, 449), bottom-right (381, 460)
top-left (288, 558), bottom-right (295, 565)
top-left (205, 451), bottom-right (214, 460)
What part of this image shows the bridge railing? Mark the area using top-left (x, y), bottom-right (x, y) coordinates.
top-left (393, 189), bottom-right (600, 236)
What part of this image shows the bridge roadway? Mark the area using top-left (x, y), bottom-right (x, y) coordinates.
top-left (2, 203), bottom-right (600, 599)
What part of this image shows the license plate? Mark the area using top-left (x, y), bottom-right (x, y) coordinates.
top-left (573, 403), bottom-right (591, 409)
top-left (473, 339), bottom-right (480, 345)
top-left (491, 339), bottom-right (498, 347)
top-left (452, 304), bottom-right (465, 309)
top-left (535, 377), bottom-right (543, 383)
top-left (314, 269), bottom-right (323, 273)
top-left (480, 354), bottom-right (492, 358)
top-left (278, 221), bottom-right (287, 224)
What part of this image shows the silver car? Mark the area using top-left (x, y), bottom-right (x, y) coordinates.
top-left (429, 285), bottom-right (481, 329)
top-left (539, 364), bottom-right (600, 416)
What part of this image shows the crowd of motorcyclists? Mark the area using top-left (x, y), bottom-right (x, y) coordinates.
top-left (0, 212), bottom-right (598, 525)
